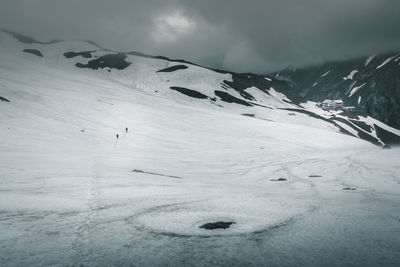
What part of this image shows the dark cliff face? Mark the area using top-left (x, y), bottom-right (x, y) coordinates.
top-left (275, 53), bottom-right (400, 129)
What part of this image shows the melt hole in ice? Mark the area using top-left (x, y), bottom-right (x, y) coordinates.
top-left (199, 221), bottom-right (235, 230)
top-left (270, 178), bottom-right (287, 181)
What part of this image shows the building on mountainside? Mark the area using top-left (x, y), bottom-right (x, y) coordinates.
top-left (316, 99), bottom-right (355, 111)
top-left (317, 99), bottom-right (344, 111)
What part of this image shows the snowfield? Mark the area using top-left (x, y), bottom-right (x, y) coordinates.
top-left (0, 31), bottom-right (400, 266)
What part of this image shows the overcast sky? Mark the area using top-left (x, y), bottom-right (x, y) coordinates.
top-left (1, 0), bottom-right (400, 73)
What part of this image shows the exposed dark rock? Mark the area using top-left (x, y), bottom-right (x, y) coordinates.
top-left (250, 102), bottom-right (274, 109)
top-left (374, 124), bottom-right (400, 145)
top-left (0, 96), bottom-right (10, 102)
top-left (205, 69), bottom-right (302, 105)
top-left (76, 53), bottom-right (131, 70)
top-left (222, 74), bottom-right (263, 101)
top-left (309, 175), bottom-right (322, 178)
top-left (280, 107), bottom-right (388, 146)
top-left (199, 221), bottom-right (235, 230)
top-left (126, 51), bottom-right (204, 68)
top-left (242, 113), bottom-right (255, 117)
top-left (170, 87), bottom-right (208, 99)
top-left (270, 178), bottom-right (287, 181)
top-left (214, 90), bottom-right (252, 106)
top-left (343, 187), bottom-right (357, 191)
top-left (64, 51), bottom-right (94, 59)
top-left (349, 119), bottom-right (373, 132)
top-left (382, 144), bottom-right (392, 149)
top-left (274, 52), bottom-right (400, 130)
top-left (157, 65), bottom-right (188, 73)
top-left (23, 49), bottom-right (43, 57)
top-left (281, 108), bottom-right (357, 138)
top-left (332, 117), bottom-right (382, 145)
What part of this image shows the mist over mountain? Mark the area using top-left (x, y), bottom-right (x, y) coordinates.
top-left (275, 52), bottom-right (400, 130)
top-left (1, 0), bottom-right (400, 73)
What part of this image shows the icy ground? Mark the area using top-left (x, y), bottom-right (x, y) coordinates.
top-left (0, 40), bottom-right (400, 266)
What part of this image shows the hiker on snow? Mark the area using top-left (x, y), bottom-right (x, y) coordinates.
top-left (116, 134), bottom-right (119, 139)
top-left (126, 127), bottom-right (128, 133)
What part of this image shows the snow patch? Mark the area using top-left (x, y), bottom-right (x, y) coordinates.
top-left (377, 56), bottom-right (396, 69)
top-left (349, 83), bottom-right (366, 97)
top-left (365, 55), bottom-right (374, 66)
top-left (268, 87), bottom-right (291, 102)
top-left (334, 121), bottom-right (359, 137)
top-left (343, 70), bottom-right (358, 80)
top-left (358, 96), bottom-right (362, 105)
top-left (321, 70), bottom-right (330, 77)
top-left (360, 116), bottom-right (400, 136)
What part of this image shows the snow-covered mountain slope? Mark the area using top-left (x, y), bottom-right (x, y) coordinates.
top-left (275, 52), bottom-right (400, 130)
top-left (1, 31), bottom-right (400, 266)
top-left (1, 30), bottom-right (399, 146)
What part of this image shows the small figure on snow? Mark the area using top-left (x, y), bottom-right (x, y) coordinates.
top-left (126, 127), bottom-right (128, 133)
top-left (116, 134), bottom-right (119, 139)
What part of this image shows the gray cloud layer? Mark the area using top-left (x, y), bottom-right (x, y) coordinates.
top-left (1, 0), bottom-right (400, 73)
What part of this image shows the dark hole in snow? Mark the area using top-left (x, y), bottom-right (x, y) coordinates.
top-left (200, 221), bottom-right (235, 230)
top-left (270, 178), bottom-right (287, 181)
top-left (23, 49), bottom-right (43, 57)
top-left (309, 175), bottom-right (322, 178)
top-left (0, 96), bottom-right (10, 102)
top-left (157, 65), bottom-right (188, 73)
top-left (343, 187), bottom-right (357, 191)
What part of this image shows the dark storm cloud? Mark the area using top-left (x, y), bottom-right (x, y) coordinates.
top-left (1, 0), bottom-right (400, 73)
